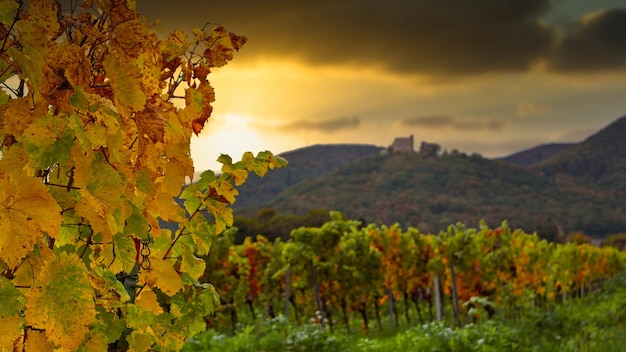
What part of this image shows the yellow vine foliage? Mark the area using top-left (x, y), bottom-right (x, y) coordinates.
top-left (0, 0), bottom-right (286, 350)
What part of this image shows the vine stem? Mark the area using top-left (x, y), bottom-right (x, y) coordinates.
top-left (0, 1), bottom-right (23, 55)
top-left (161, 200), bottom-right (204, 260)
top-left (79, 232), bottom-right (93, 259)
top-left (162, 175), bottom-right (232, 260)
top-left (45, 182), bottom-right (81, 190)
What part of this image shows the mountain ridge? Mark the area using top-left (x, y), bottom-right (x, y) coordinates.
top-left (232, 115), bottom-right (626, 238)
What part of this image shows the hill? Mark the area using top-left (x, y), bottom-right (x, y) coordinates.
top-left (261, 151), bottom-right (624, 238)
top-left (499, 143), bottom-right (573, 167)
top-left (233, 144), bottom-right (384, 209)
top-left (533, 115), bottom-right (626, 192)
top-left (231, 115), bottom-right (626, 238)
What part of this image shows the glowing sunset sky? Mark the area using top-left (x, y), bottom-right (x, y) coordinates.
top-left (136, 0), bottom-right (626, 172)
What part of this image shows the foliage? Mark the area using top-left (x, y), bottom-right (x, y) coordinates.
top-left (233, 208), bottom-right (332, 243)
top-left (259, 150), bottom-right (626, 237)
top-left (534, 115), bottom-right (626, 189)
top-left (183, 270), bottom-right (626, 352)
top-left (193, 212), bottom-right (626, 342)
top-left (0, 0), bottom-right (285, 350)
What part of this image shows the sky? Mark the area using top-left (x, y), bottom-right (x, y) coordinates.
top-left (135, 0), bottom-right (626, 172)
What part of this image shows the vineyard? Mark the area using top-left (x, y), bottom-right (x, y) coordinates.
top-left (1, 0), bottom-right (626, 351)
top-left (189, 212), bottom-right (626, 341)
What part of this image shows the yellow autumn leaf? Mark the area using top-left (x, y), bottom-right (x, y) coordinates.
top-left (74, 194), bottom-right (111, 241)
top-left (46, 43), bottom-right (91, 88)
top-left (1, 98), bottom-right (40, 139)
top-left (24, 329), bottom-right (53, 352)
top-left (0, 315), bottom-right (22, 351)
top-left (230, 169), bottom-right (249, 186)
top-left (203, 198), bottom-right (233, 234)
top-left (138, 43), bottom-right (165, 97)
top-left (162, 157), bottom-right (193, 197)
top-left (9, 242), bottom-right (53, 291)
top-left (25, 252), bottom-right (97, 351)
top-left (202, 26), bottom-right (247, 68)
top-left (220, 160), bottom-right (248, 186)
top-left (0, 171), bottom-right (62, 268)
top-left (74, 152), bottom-right (129, 240)
top-left (215, 180), bottom-right (238, 204)
top-left (103, 52), bottom-right (146, 119)
top-left (159, 30), bottom-right (188, 61)
top-left (143, 254), bottom-right (182, 296)
top-left (14, 0), bottom-right (60, 45)
top-left (77, 334), bottom-right (108, 352)
top-left (111, 18), bottom-right (149, 59)
top-left (135, 287), bottom-right (164, 315)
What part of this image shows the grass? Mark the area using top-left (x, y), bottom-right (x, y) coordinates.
top-left (182, 271), bottom-right (626, 351)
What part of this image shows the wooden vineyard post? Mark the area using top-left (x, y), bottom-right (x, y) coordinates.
top-left (285, 267), bottom-right (291, 318)
top-left (434, 275), bottom-right (443, 322)
top-left (311, 260), bottom-right (325, 328)
top-left (449, 263), bottom-right (463, 327)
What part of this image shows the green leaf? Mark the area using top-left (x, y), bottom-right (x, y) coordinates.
top-left (68, 114), bottom-right (89, 151)
top-left (23, 113), bottom-right (74, 169)
top-left (127, 330), bottom-right (157, 352)
top-left (70, 86), bottom-right (89, 110)
top-left (217, 154), bottom-right (233, 169)
top-left (197, 169), bottom-right (215, 191)
top-left (180, 183), bottom-right (202, 215)
top-left (93, 266), bottom-right (131, 304)
top-left (180, 244), bottom-right (206, 281)
top-left (30, 130), bottom-right (74, 169)
top-left (0, 88), bottom-right (8, 107)
top-left (112, 233), bottom-right (138, 273)
top-left (0, 276), bottom-right (25, 317)
top-left (135, 168), bottom-right (155, 194)
top-left (91, 307), bottom-right (126, 344)
top-left (6, 46), bottom-right (45, 95)
top-left (197, 284), bottom-right (220, 315)
top-left (125, 303), bottom-right (157, 329)
top-left (125, 203), bottom-right (150, 240)
top-left (189, 219), bottom-right (213, 256)
top-left (0, 0), bottom-right (18, 25)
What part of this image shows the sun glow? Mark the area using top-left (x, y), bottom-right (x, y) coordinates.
top-left (190, 112), bottom-right (297, 174)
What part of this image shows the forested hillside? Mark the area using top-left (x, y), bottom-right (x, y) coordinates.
top-left (233, 115), bottom-right (626, 239)
top-left (233, 144), bottom-right (383, 209)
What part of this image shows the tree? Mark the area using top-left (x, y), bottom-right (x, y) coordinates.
top-left (0, 0), bottom-right (285, 350)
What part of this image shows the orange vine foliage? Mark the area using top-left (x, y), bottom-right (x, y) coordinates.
top-left (0, 0), bottom-right (286, 350)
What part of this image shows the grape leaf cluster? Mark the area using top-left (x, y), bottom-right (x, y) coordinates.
top-left (0, 0), bottom-right (286, 350)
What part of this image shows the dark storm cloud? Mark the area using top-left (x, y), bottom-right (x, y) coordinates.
top-left (548, 9), bottom-right (626, 72)
top-left (138, 0), bottom-right (556, 75)
top-left (403, 115), bottom-right (505, 131)
top-left (280, 116), bottom-right (360, 133)
top-left (134, 1), bottom-right (626, 75)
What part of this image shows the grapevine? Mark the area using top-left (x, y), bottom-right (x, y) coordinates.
top-left (0, 0), bottom-right (286, 350)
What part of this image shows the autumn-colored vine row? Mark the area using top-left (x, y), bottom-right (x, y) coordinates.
top-left (203, 212), bottom-right (626, 333)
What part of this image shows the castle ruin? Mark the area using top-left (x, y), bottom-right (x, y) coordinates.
top-left (388, 135), bottom-right (414, 153)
